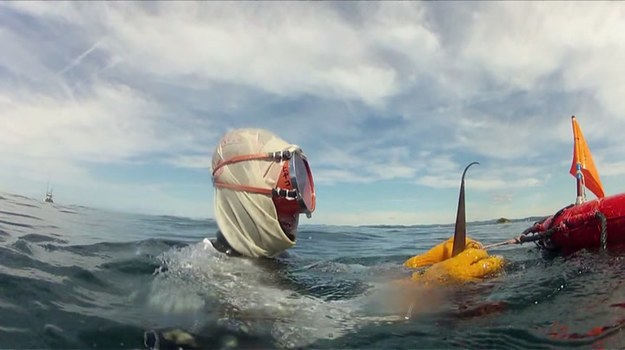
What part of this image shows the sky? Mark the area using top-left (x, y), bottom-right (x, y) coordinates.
top-left (2, 2), bottom-right (625, 226)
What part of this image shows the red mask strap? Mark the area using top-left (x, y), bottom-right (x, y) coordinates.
top-left (212, 181), bottom-right (274, 196)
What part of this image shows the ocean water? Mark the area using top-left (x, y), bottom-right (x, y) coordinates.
top-left (1, 192), bottom-right (625, 349)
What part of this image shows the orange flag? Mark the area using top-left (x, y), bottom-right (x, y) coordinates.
top-left (569, 116), bottom-right (605, 199)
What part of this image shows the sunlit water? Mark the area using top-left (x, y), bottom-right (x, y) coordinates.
top-left (1, 192), bottom-right (625, 349)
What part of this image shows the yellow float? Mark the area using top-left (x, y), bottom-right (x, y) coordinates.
top-left (403, 162), bottom-right (504, 285)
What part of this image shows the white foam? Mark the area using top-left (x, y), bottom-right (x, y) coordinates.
top-left (146, 239), bottom-right (415, 348)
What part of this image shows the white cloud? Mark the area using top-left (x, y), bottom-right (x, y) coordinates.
top-left (99, 2), bottom-right (407, 107)
top-left (2, 2), bottom-right (442, 108)
top-left (167, 155), bottom-right (213, 170)
top-left (2, 2), bottom-right (625, 224)
top-left (598, 161), bottom-right (625, 177)
top-left (415, 163), bottom-right (546, 191)
top-left (2, 82), bottom-right (164, 161)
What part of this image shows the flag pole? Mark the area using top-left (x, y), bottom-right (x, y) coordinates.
top-left (572, 116), bottom-right (585, 205)
top-left (575, 162), bottom-right (585, 205)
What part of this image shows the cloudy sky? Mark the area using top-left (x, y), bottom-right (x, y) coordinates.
top-left (2, 2), bottom-right (625, 225)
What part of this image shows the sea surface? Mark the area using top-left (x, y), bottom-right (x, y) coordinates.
top-left (1, 192), bottom-right (625, 349)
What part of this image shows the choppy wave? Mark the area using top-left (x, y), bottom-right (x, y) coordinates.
top-left (2, 192), bottom-right (625, 349)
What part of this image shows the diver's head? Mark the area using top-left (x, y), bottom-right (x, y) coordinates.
top-left (211, 128), bottom-right (316, 257)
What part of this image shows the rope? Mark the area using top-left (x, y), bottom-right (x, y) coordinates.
top-left (482, 229), bottom-right (555, 250)
top-left (596, 211), bottom-right (608, 250)
top-left (484, 209), bottom-right (609, 251)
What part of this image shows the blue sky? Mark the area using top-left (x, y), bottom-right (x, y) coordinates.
top-left (2, 2), bottom-right (625, 225)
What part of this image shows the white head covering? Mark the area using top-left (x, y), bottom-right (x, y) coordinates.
top-left (212, 128), bottom-right (297, 257)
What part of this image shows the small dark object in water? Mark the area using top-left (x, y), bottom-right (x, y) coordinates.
top-left (457, 301), bottom-right (507, 318)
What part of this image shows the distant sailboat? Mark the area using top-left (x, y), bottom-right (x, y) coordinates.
top-left (44, 181), bottom-right (54, 203)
